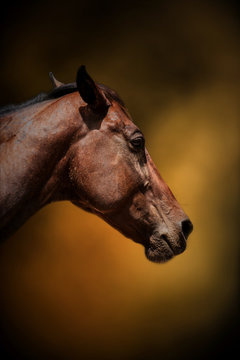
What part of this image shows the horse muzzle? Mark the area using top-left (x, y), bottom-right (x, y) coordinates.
top-left (144, 219), bottom-right (193, 263)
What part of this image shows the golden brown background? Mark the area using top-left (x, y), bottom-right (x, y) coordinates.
top-left (0, 1), bottom-right (239, 359)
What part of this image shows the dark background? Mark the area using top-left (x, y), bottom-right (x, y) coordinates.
top-left (0, 1), bottom-right (239, 359)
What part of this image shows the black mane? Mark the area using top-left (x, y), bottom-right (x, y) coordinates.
top-left (0, 83), bottom-right (77, 116)
top-left (0, 82), bottom-right (124, 116)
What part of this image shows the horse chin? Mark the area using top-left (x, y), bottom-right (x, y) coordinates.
top-left (144, 234), bottom-right (175, 263)
top-left (144, 242), bottom-right (174, 263)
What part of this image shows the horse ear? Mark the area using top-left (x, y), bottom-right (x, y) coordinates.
top-left (49, 72), bottom-right (64, 88)
top-left (76, 66), bottom-right (110, 110)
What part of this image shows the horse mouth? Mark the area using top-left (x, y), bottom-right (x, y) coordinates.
top-left (144, 233), bottom-right (187, 263)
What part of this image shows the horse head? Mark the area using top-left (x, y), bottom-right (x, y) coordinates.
top-left (69, 66), bottom-right (193, 262)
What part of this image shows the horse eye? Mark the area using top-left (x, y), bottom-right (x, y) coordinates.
top-left (130, 136), bottom-right (145, 150)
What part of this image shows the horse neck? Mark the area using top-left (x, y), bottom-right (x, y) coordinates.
top-left (0, 92), bottom-right (82, 240)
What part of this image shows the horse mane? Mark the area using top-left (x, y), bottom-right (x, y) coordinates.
top-left (0, 81), bottom-right (125, 116)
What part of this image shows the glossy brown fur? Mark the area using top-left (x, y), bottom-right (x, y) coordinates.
top-left (0, 67), bottom-right (192, 262)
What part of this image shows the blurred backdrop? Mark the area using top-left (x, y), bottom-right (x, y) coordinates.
top-left (0, 0), bottom-right (239, 359)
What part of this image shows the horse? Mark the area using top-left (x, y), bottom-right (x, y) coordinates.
top-left (0, 66), bottom-right (193, 262)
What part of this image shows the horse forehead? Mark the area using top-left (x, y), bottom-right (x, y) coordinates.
top-left (103, 102), bottom-right (137, 132)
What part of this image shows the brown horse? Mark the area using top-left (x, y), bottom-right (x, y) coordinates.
top-left (0, 66), bottom-right (193, 262)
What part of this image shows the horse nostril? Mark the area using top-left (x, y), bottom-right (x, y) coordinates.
top-left (181, 219), bottom-right (193, 239)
